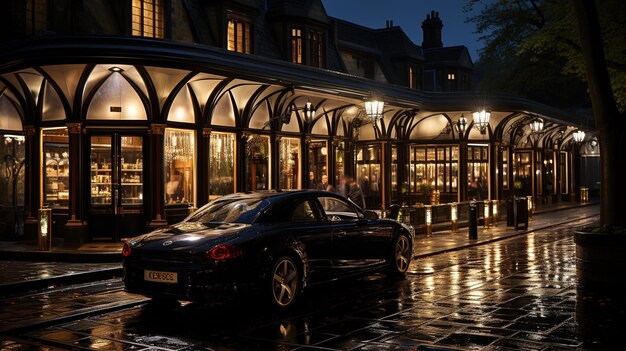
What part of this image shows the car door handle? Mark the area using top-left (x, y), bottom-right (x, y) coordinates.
top-left (335, 231), bottom-right (346, 238)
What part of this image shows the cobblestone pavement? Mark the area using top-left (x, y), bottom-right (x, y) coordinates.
top-left (0, 214), bottom-right (603, 350)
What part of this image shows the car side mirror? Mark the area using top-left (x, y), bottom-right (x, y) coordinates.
top-left (364, 210), bottom-right (379, 220)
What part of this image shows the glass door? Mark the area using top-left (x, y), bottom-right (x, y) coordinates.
top-left (89, 134), bottom-right (145, 241)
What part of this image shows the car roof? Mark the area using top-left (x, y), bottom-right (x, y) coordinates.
top-left (220, 189), bottom-right (338, 202)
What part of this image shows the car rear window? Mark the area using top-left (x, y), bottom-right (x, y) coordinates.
top-left (188, 197), bottom-right (267, 224)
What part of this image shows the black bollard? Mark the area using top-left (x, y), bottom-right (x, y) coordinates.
top-left (468, 199), bottom-right (478, 240)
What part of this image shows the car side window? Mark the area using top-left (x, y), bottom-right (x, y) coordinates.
top-left (318, 196), bottom-right (359, 221)
top-left (291, 200), bottom-right (318, 222)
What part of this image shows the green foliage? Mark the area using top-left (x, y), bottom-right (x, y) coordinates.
top-left (466, 0), bottom-right (626, 112)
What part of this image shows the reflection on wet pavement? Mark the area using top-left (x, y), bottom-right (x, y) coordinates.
top-left (3, 217), bottom-right (614, 350)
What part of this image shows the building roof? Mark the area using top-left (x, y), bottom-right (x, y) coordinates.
top-left (424, 46), bottom-right (474, 70)
top-left (266, 0), bottom-right (330, 24)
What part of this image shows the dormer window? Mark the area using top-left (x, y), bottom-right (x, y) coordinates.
top-left (228, 15), bottom-right (251, 54)
top-left (132, 0), bottom-right (164, 38)
top-left (309, 30), bottom-right (325, 68)
top-left (291, 28), bottom-right (303, 64)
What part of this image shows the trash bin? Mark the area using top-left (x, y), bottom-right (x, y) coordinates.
top-left (506, 197), bottom-right (528, 230)
top-left (38, 208), bottom-right (52, 251)
top-left (468, 200), bottom-right (478, 240)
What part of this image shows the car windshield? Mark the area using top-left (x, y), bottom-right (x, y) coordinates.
top-left (187, 197), bottom-right (266, 224)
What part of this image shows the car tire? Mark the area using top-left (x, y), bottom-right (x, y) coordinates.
top-left (269, 256), bottom-right (300, 309)
top-left (389, 233), bottom-right (412, 276)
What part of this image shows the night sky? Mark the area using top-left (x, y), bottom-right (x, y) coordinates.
top-left (321, 0), bottom-right (486, 62)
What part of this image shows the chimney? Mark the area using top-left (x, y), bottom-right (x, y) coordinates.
top-left (422, 10), bottom-right (443, 49)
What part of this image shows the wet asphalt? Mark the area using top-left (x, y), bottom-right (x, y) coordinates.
top-left (1, 203), bottom-right (617, 350)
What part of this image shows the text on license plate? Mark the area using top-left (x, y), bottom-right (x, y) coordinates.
top-left (144, 270), bottom-right (178, 284)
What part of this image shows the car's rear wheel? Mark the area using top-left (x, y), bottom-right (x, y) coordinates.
top-left (269, 256), bottom-right (300, 309)
top-left (390, 234), bottom-right (412, 275)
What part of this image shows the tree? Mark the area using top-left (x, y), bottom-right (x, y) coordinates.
top-left (467, 0), bottom-right (626, 228)
top-left (572, 0), bottom-right (626, 229)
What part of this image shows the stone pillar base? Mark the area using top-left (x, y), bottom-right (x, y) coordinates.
top-left (64, 220), bottom-right (87, 244)
top-left (24, 217), bottom-right (38, 241)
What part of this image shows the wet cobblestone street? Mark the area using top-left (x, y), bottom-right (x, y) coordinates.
top-left (1, 215), bottom-right (602, 350)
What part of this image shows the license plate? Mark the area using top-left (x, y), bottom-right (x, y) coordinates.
top-left (144, 270), bottom-right (178, 284)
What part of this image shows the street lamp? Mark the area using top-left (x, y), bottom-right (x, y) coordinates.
top-left (472, 109), bottom-right (490, 134)
top-left (303, 100), bottom-right (316, 122)
top-left (530, 117), bottom-right (544, 134)
top-left (456, 114), bottom-right (467, 135)
top-left (364, 96), bottom-right (384, 124)
top-left (573, 129), bottom-right (586, 143)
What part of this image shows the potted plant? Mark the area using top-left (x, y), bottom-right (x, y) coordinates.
top-left (419, 183), bottom-right (432, 205)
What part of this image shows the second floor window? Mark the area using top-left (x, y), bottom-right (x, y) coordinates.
top-left (132, 0), bottom-right (164, 38)
top-left (447, 73), bottom-right (456, 80)
top-left (291, 28), bottom-right (303, 64)
top-left (228, 17), bottom-right (251, 54)
top-left (309, 30), bottom-right (325, 68)
top-left (25, 0), bottom-right (48, 35)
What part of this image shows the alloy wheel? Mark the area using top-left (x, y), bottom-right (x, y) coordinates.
top-left (272, 257), bottom-right (299, 307)
top-left (395, 236), bottom-right (411, 272)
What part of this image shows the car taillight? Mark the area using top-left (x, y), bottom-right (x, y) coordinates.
top-left (208, 244), bottom-right (242, 261)
top-left (122, 242), bottom-right (132, 257)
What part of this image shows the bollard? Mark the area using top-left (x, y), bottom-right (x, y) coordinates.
top-left (424, 205), bottom-right (432, 236)
top-left (527, 196), bottom-right (533, 219)
top-left (450, 202), bottom-right (458, 232)
top-left (483, 199), bottom-right (491, 228)
top-left (38, 208), bottom-right (52, 251)
top-left (468, 199), bottom-right (478, 240)
top-left (492, 200), bottom-right (498, 226)
top-left (580, 187), bottom-right (589, 203)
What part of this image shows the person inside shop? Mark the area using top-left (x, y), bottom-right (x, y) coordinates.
top-left (308, 171), bottom-right (318, 189)
top-left (317, 174), bottom-right (334, 192)
top-left (346, 176), bottom-right (366, 209)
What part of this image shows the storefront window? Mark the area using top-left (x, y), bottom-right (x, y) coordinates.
top-left (356, 144), bottom-right (381, 209)
top-left (42, 128), bottom-right (68, 208)
top-left (308, 140), bottom-right (327, 189)
top-left (164, 128), bottom-right (195, 205)
top-left (559, 151), bottom-right (568, 194)
top-left (513, 150), bottom-right (532, 196)
top-left (409, 145), bottom-right (458, 203)
top-left (334, 141), bottom-right (345, 189)
top-left (246, 134), bottom-right (270, 191)
top-left (209, 132), bottom-right (235, 198)
top-left (501, 147), bottom-right (509, 190)
top-left (278, 137), bottom-right (300, 190)
top-left (391, 145), bottom-right (398, 204)
top-left (468, 144), bottom-right (488, 200)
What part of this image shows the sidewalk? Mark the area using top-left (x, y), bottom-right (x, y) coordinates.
top-left (0, 201), bottom-right (600, 297)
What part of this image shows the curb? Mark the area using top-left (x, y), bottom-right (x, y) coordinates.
top-left (0, 249), bottom-right (121, 263)
top-left (412, 213), bottom-right (599, 260)
top-left (0, 267), bottom-right (123, 296)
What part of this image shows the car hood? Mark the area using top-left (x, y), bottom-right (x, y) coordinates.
top-left (131, 222), bottom-right (248, 250)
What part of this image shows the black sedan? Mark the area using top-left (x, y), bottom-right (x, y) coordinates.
top-left (122, 190), bottom-right (414, 309)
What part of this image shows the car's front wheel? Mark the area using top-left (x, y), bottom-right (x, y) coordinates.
top-left (269, 256), bottom-right (300, 309)
top-left (390, 234), bottom-right (412, 276)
